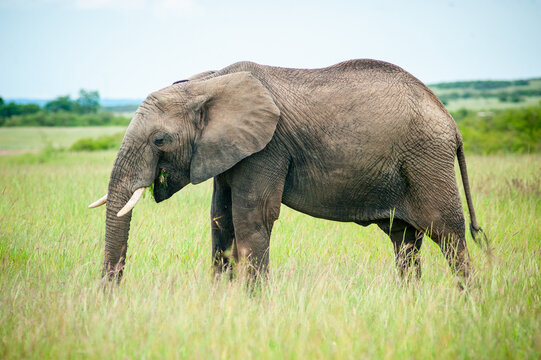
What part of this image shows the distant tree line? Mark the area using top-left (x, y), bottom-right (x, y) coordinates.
top-left (431, 79), bottom-right (531, 90)
top-left (0, 90), bottom-right (130, 126)
top-left (437, 88), bottom-right (541, 105)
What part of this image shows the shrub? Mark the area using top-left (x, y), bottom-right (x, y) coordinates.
top-left (69, 132), bottom-right (124, 151)
top-left (456, 105), bottom-right (541, 154)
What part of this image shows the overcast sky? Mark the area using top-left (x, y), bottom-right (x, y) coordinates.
top-left (1, 0), bottom-right (540, 99)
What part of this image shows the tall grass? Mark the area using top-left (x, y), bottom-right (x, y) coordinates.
top-left (0, 151), bottom-right (539, 358)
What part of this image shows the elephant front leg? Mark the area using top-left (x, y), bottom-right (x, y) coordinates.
top-left (232, 221), bottom-right (271, 280)
top-left (230, 183), bottom-right (284, 280)
top-left (226, 145), bottom-right (288, 281)
top-left (211, 176), bottom-right (235, 275)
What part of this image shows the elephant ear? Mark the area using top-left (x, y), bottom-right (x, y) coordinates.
top-left (188, 72), bottom-right (280, 184)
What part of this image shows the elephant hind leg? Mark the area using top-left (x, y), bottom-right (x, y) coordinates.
top-left (431, 227), bottom-right (472, 283)
top-left (420, 207), bottom-right (472, 286)
top-left (377, 219), bottom-right (424, 280)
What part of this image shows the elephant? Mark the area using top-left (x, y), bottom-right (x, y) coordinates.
top-left (89, 59), bottom-right (486, 283)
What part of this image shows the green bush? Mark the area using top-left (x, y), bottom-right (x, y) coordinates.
top-left (455, 105), bottom-right (541, 154)
top-left (69, 132), bottom-right (124, 151)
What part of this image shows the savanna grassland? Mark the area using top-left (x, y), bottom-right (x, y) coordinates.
top-left (0, 132), bottom-right (540, 358)
top-left (0, 127), bottom-right (125, 151)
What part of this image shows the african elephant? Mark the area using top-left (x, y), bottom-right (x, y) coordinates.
top-left (89, 59), bottom-right (486, 282)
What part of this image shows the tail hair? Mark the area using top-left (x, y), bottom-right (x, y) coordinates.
top-left (457, 139), bottom-right (491, 255)
top-left (469, 223), bottom-right (491, 255)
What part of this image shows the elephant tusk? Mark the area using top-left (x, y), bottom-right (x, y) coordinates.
top-left (117, 187), bottom-right (145, 217)
top-left (88, 194), bottom-right (107, 208)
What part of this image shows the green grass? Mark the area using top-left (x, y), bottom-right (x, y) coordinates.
top-left (0, 126), bottom-right (126, 150)
top-left (0, 148), bottom-right (539, 358)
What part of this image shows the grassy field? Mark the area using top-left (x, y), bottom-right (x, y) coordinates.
top-left (0, 136), bottom-right (540, 358)
top-left (0, 126), bottom-right (125, 150)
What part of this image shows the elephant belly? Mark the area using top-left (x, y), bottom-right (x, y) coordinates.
top-left (281, 161), bottom-right (406, 223)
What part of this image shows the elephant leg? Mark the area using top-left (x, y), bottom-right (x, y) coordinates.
top-left (422, 205), bottom-right (472, 285)
top-left (432, 229), bottom-right (471, 282)
top-left (392, 227), bottom-right (424, 280)
top-left (230, 187), bottom-right (283, 279)
top-left (211, 175), bottom-right (235, 274)
top-left (228, 152), bottom-right (288, 280)
top-left (403, 156), bottom-right (472, 286)
top-left (378, 220), bottom-right (423, 280)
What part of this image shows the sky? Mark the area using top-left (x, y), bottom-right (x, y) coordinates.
top-left (1, 0), bottom-right (540, 99)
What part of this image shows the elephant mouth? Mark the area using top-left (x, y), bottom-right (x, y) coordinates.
top-left (153, 167), bottom-right (170, 203)
top-left (157, 167), bottom-right (169, 187)
top-left (152, 163), bottom-right (190, 203)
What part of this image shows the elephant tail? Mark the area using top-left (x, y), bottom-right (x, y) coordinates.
top-left (456, 141), bottom-right (491, 253)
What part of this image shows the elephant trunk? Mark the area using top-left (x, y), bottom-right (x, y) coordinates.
top-left (101, 129), bottom-right (158, 280)
top-left (103, 170), bottom-right (133, 279)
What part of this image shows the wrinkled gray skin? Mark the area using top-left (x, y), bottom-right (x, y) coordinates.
top-left (100, 59), bottom-right (483, 282)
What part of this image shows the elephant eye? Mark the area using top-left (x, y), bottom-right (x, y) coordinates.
top-left (153, 132), bottom-right (172, 147)
top-left (154, 135), bottom-right (165, 146)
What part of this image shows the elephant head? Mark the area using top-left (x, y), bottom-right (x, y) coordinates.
top-left (89, 71), bottom-right (280, 279)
